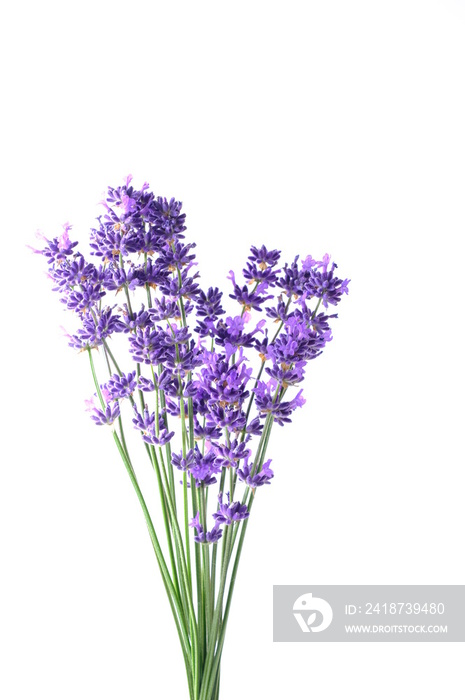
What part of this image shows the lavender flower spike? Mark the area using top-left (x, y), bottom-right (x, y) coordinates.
top-left (212, 492), bottom-right (250, 526)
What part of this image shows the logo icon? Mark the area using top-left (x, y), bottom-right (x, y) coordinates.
top-left (293, 592), bottom-right (333, 633)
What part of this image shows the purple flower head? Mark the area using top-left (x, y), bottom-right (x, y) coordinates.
top-left (104, 371), bottom-right (137, 400)
top-left (236, 457), bottom-right (274, 489)
top-left (36, 226), bottom-right (79, 265)
top-left (243, 245), bottom-right (281, 286)
top-left (193, 415), bottom-right (223, 441)
top-left (248, 245), bottom-right (281, 267)
top-left (269, 317), bottom-right (327, 364)
top-left (150, 196), bottom-right (187, 240)
top-left (196, 353), bottom-right (252, 406)
top-left (150, 297), bottom-right (180, 322)
top-left (207, 405), bottom-right (246, 432)
top-left (265, 297), bottom-right (289, 324)
top-left (157, 241), bottom-right (197, 270)
top-left (213, 438), bottom-right (251, 469)
top-left (51, 254), bottom-right (99, 292)
top-left (215, 316), bottom-right (266, 358)
top-left (172, 449), bottom-right (197, 472)
top-left (163, 339), bottom-right (203, 375)
top-left (105, 179), bottom-right (154, 229)
top-left (65, 281), bottom-right (105, 316)
top-left (195, 287), bottom-right (225, 320)
top-left (254, 380), bottom-right (306, 426)
top-left (228, 278), bottom-right (274, 312)
top-left (121, 193), bottom-right (137, 215)
top-left (137, 376), bottom-right (155, 393)
top-left (301, 255), bottom-right (320, 271)
top-left (212, 492), bottom-right (250, 526)
top-left (310, 311), bottom-right (338, 335)
top-left (89, 218), bottom-right (133, 260)
top-left (304, 261), bottom-right (350, 309)
top-left (185, 447), bottom-right (222, 487)
top-left (132, 405), bottom-right (175, 445)
top-left (189, 512), bottom-right (223, 544)
top-left (277, 256), bottom-right (304, 297)
top-left (245, 416), bottom-right (264, 436)
top-left (91, 402), bottom-right (121, 426)
top-left (265, 360), bottom-right (306, 387)
top-left (158, 267), bottom-right (200, 301)
top-left (69, 307), bottom-right (125, 349)
top-left (129, 326), bottom-right (165, 365)
top-left (58, 223), bottom-right (73, 251)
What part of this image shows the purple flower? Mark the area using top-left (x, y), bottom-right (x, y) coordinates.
top-left (215, 316), bottom-right (266, 357)
top-left (207, 405), bottom-right (246, 432)
top-left (213, 438), bottom-right (251, 469)
top-left (157, 241), bottom-right (197, 269)
top-left (51, 254), bottom-right (99, 291)
top-left (236, 457), bottom-right (274, 489)
top-left (248, 245), bottom-right (281, 267)
top-left (254, 381), bottom-right (306, 425)
top-left (65, 282), bottom-right (105, 316)
top-left (137, 376), bottom-right (155, 392)
top-left (245, 416), bottom-right (263, 435)
top-left (129, 326), bottom-right (165, 365)
top-left (243, 245), bottom-right (281, 286)
top-left (212, 492), bottom-right (249, 526)
top-left (69, 307), bottom-right (125, 349)
top-left (265, 297), bottom-right (289, 323)
top-left (265, 360), bottom-right (306, 387)
top-left (195, 287), bottom-right (224, 320)
top-left (193, 416), bottom-right (222, 441)
top-left (158, 267), bottom-right (200, 300)
top-left (178, 447), bottom-right (222, 487)
top-left (132, 405), bottom-right (175, 445)
top-left (150, 196), bottom-right (187, 240)
top-left (35, 224), bottom-right (79, 264)
top-left (150, 297), bottom-right (180, 322)
top-left (104, 372), bottom-right (137, 400)
top-left (304, 261), bottom-right (350, 308)
top-left (189, 512), bottom-right (223, 544)
top-left (228, 276), bottom-right (274, 312)
top-left (172, 449), bottom-right (197, 472)
top-left (91, 402), bottom-right (121, 426)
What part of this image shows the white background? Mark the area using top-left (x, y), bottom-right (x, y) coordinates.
top-left (1, 1), bottom-right (464, 698)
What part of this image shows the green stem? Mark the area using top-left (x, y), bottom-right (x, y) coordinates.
top-left (149, 445), bottom-right (183, 617)
top-left (199, 524), bottom-right (234, 700)
top-left (112, 431), bottom-right (193, 671)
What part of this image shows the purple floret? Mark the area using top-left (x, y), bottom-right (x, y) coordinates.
top-left (189, 512), bottom-right (223, 544)
top-left (91, 402), bottom-right (121, 426)
top-left (212, 492), bottom-right (250, 526)
top-left (236, 457), bottom-right (274, 488)
top-left (104, 371), bottom-right (137, 400)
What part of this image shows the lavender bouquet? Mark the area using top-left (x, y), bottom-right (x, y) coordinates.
top-left (33, 176), bottom-right (349, 700)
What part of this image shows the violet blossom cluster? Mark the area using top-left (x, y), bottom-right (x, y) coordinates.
top-left (33, 175), bottom-right (349, 545)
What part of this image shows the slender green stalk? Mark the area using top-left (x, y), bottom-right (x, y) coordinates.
top-left (112, 431), bottom-right (193, 670)
top-left (149, 445), bottom-right (183, 612)
top-left (210, 466), bottom-right (227, 608)
top-left (239, 295), bottom-right (293, 443)
top-left (148, 436), bottom-right (200, 697)
top-left (199, 524), bottom-right (234, 700)
top-left (88, 348), bottom-right (194, 688)
top-left (200, 486), bottom-right (212, 643)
